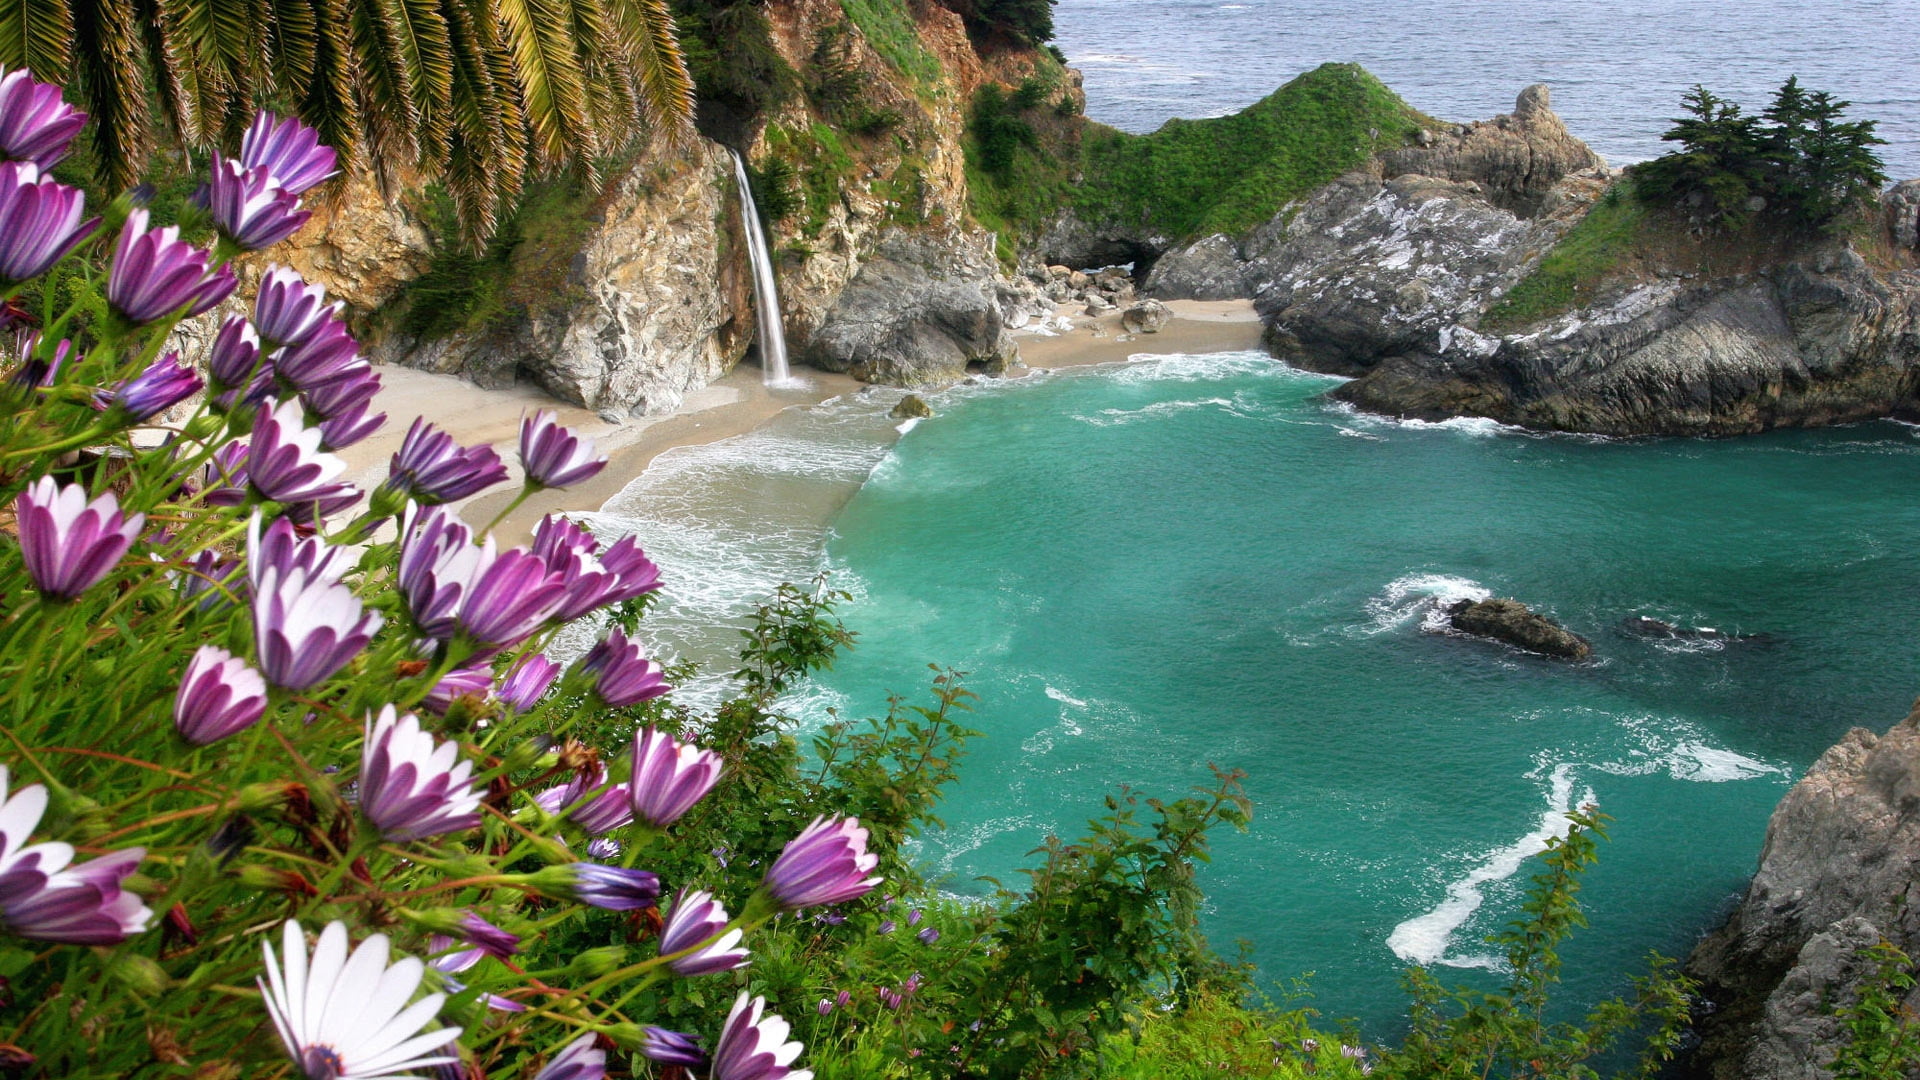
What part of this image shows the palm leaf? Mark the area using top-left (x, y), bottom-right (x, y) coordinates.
top-left (493, 0), bottom-right (596, 167)
top-left (142, 0), bottom-right (205, 143)
top-left (0, 0), bottom-right (73, 76)
top-left (349, 0), bottom-right (421, 167)
top-left (300, 0), bottom-right (362, 174)
top-left (71, 0), bottom-right (146, 190)
top-left (607, 0), bottom-right (691, 144)
top-left (263, 0), bottom-right (317, 95)
top-left (379, 0), bottom-right (454, 163)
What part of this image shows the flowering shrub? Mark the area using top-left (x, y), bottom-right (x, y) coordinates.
top-left (0, 67), bottom-right (880, 1078)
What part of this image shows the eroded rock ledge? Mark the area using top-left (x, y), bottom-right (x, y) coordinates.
top-left (1686, 704), bottom-right (1920, 1079)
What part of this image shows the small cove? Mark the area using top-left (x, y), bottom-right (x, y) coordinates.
top-left (594, 349), bottom-right (1920, 1037)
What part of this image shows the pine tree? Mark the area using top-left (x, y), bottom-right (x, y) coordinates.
top-left (1632, 84), bottom-right (1766, 224)
top-left (1793, 89), bottom-right (1888, 228)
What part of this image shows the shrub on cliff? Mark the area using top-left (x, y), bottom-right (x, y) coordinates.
top-left (1632, 78), bottom-right (1887, 231)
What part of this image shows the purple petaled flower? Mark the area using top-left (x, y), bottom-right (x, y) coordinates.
top-left (712, 993), bottom-right (810, 1080)
top-left (916, 926), bottom-right (940, 945)
top-left (579, 628), bottom-right (671, 708)
top-left (835, 989), bottom-right (851, 1009)
top-left (385, 419), bottom-right (508, 505)
top-left (585, 837), bottom-right (621, 860)
top-left (456, 911), bottom-right (519, 958)
top-left (558, 863), bottom-right (660, 911)
top-left (533, 1034), bottom-right (605, 1080)
top-left (0, 766), bottom-right (151, 944)
top-left (13, 476), bottom-right (144, 600)
top-left (359, 705), bottom-right (484, 842)
top-left (298, 362), bottom-right (380, 422)
top-left (456, 549), bottom-right (565, 652)
top-left (423, 663), bottom-right (493, 716)
top-left (763, 817), bottom-right (881, 912)
top-left (250, 516), bottom-right (380, 690)
top-left (246, 399), bottom-right (355, 506)
top-left (106, 209), bottom-right (236, 324)
top-left (249, 512), bottom-right (349, 590)
top-left (641, 1028), bottom-right (707, 1069)
top-left (206, 315), bottom-right (267, 391)
top-left (240, 111), bottom-right (338, 196)
top-left (519, 411), bottom-right (607, 490)
top-left (397, 504), bottom-right (486, 639)
top-left (877, 920), bottom-right (895, 935)
top-left (533, 764), bottom-right (632, 835)
top-left (275, 317), bottom-right (365, 395)
top-left (199, 156), bottom-right (309, 250)
top-left (427, 935), bottom-right (526, 1013)
top-left (533, 516), bottom-right (663, 621)
top-left (316, 401), bottom-right (385, 451)
top-left (659, 889), bottom-right (749, 976)
top-left (260, 921), bottom-right (460, 1078)
top-left (5, 334), bottom-right (71, 389)
top-left (628, 727), bottom-right (721, 828)
top-left (497, 655), bottom-right (560, 712)
top-left (816, 999), bottom-right (832, 1016)
top-left (0, 68), bottom-right (86, 168)
top-left (173, 645), bottom-right (268, 745)
top-left (98, 351), bottom-right (202, 421)
top-left (253, 264), bottom-right (336, 346)
top-left (907, 908), bottom-right (921, 927)
top-left (174, 548), bottom-right (241, 610)
top-left (0, 163), bottom-right (98, 285)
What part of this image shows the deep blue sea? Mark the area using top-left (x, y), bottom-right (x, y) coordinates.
top-left (592, 355), bottom-right (1920, 1038)
top-left (1054, 0), bottom-right (1920, 180)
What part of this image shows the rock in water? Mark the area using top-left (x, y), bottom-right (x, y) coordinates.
top-left (1686, 705), bottom-right (1920, 1079)
top-left (1445, 598), bottom-right (1591, 659)
top-left (1121, 300), bottom-right (1171, 334)
top-left (889, 394), bottom-right (934, 420)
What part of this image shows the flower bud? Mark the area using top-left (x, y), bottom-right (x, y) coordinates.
top-left (566, 945), bottom-right (627, 980)
top-left (236, 780), bottom-right (305, 816)
top-left (233, 865), bottom-right (317, 896)
top-left (106, 952), bottom-right (171, 995)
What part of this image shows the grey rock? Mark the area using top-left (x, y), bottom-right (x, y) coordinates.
top-left (1144, 234), bottom-right (1249, 300)
top-left (1083, 293), bottom-right (1114, 315)
top-left (1888, 179), bottom-right (1920, 251)
top-left (1121, 299), bottom-right (1171, 334)
top-left (1444, 598), bottom-right (1592, 659)
top-left (1377, 84), bottom-right (1606, 216)
top-left (804, 229), bottom-right (1017, 387)
top-left (1687, 706), bottom-right (1920, 1079)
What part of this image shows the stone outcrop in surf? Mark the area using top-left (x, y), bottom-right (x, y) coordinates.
top-left (1444, 597), bottom-right (1592, 659)
top-left (1686, 703), bottom-right (1920, 1079)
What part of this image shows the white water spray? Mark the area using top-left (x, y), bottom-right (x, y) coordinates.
top-left (729, 148), bottom-right (790, 384)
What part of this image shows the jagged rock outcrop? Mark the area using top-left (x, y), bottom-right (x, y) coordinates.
top-left (804, 229), bottom-right (1017, 385)
top-left (1686, 705), bottom-right (1920, 1079)
top-left (1248, 169), bottom-right (1603, 373)
top-left (1327, 237), bottom-right (1920, 436)
top-left (1444, 597), bottom-right (1592, 659)
top-left (1145, 85), bottom-right (1608, 305)
top-left (380, 138), bottom-right (750, 416)
top-left (1122, 299), bottom-right (1170, 333)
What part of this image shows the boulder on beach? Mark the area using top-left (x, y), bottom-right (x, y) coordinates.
top-left (1121, 299), bottom-right (1172, 334)
top-left (1446, 597), bottom-right (1591, 659)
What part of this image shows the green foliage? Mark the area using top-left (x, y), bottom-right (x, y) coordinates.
top-left (838, 0), bottom-right (945, 86)
top-left (386, 172), bottom-right (605, 340)
top-left (1102, 988), bottom-right (1366, 1079)
top-left (940, 0), bottom-right (1057, 46)
top-left (672, 0), bottom-right (802, 117)
top-left (1831, 939), bottom-right (1920, 1080)
top-left (1375, 810), bottom-right (1695, 1080)
top-left (1072, 62), bottom-right (1431, 240)
top-left (1483, 180), bottom-right (1648, 330)
top-left (807, 20), bottom-right (906, 136)
top-left (748, 156), bottom-right (804, 225)
top-left (1631, 77), bottom-right (1887, 231)
top-left (970, 83), bottom-right (1040, 180)
top-left (764, 122), bottom-right (858, 238)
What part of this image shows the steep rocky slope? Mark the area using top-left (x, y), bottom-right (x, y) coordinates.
top-left (1686, 705), bottom-right (1920, 1079)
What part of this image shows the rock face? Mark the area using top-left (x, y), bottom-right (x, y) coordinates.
top-left (380, 138), bottom-right (750, 416)
top-left (1375, 84), bottom-right (1605, 217)
top-left (1445, 598), bottom-right (1592, 659)
top-left (1328, 243), bottom-right (1920, 436)
top-left (805, 229), bottom-right (1017, 386)
top-left (1248, 168), bottom-right (1602, 374)
top-left (1687, 706), bottom-right (1920, 1079)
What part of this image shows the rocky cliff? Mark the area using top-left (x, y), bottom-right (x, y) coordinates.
top-left (1686, 705), bottom-right (1920, 1079)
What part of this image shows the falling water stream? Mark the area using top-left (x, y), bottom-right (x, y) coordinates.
top-left (729, 149), bottom-right (791, 384)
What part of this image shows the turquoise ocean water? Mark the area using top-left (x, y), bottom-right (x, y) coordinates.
top-left (771, 354), bottom-right (1920, 1035)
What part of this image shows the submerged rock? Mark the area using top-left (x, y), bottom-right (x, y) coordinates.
top-left (889, 394), bottom-right (934, 420)
top-left (1687, 705), bottom-right (1920, 1079)
top-left (1444, 597), bottom-right (1592, 659)
top-left (1618, 616), bottom-right (1775, 645)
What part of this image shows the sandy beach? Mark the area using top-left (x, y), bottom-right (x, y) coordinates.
top-left (347, 299), bottom-right (1265, 540)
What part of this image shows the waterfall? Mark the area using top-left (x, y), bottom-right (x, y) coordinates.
top-left (728, 148), bottom-right (791, 384)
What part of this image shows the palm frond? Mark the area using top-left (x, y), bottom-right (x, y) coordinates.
top-left (493, 0), bottom-right (596, 167)
top-left (0, 0), bottom-right (73, 77)
top-left (263, 0), bottom-right (317, 95)
top-left (71, 0), bottom-right (147, 190)
top-left (300, 0), bottom-right (363, 174)
top-left (608, 0), bottom-right (691, 145)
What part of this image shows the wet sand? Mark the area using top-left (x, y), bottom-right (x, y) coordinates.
top-left (349, 299), bottom-right (1264, 541)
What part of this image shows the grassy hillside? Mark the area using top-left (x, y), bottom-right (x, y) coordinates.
top-left (1072, 62), bottom-right (1434, 239)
